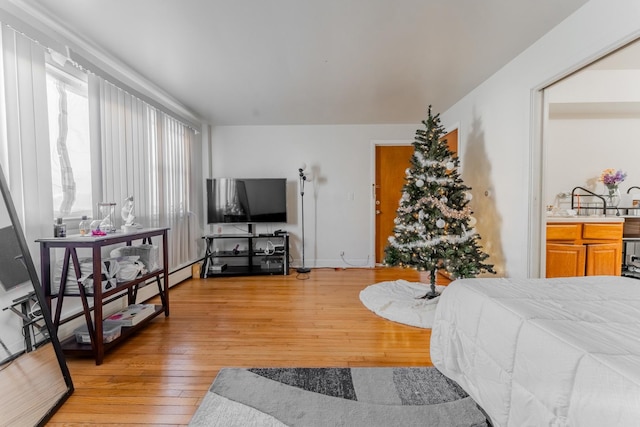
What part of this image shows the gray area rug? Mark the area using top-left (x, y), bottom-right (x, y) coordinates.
top-left (189, 367), bottom-right (488, 426)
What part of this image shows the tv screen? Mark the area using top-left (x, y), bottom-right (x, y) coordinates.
top-left (207, 178), bottom-right (287, 224)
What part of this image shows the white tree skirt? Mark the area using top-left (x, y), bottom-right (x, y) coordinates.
top-left (359, 280), bottom-right (446, 329)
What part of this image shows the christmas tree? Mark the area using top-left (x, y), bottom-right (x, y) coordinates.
top-left (384, 106), bottom-right (494, 299)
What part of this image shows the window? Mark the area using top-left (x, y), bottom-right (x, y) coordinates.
top-left (46, 63), bottom-right (92, 219)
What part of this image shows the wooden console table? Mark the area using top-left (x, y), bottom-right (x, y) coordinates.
top-left (37, 227), bottom-right (169, 365)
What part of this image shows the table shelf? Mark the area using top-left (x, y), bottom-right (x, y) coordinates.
top-left (58, 304), bottom-right (164, 355)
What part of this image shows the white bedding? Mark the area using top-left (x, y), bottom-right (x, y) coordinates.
top-left (430, 276), bottom-right (640, 427)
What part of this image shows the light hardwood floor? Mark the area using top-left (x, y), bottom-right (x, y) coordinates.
top-left (47, 267), bottom-right (439, 426)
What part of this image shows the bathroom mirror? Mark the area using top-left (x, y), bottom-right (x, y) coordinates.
top-left (0, 162), bottom-right (73, 426)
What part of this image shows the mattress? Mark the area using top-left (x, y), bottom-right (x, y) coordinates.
top-left (430, 276), bottom-right (640, 427)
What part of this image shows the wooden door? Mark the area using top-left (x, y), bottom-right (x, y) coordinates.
top-left (375, 145), bottom-right (414, 263)
top-left (374, 129), bottom-right (458, 264)
top-left (443, 129), bottom-right (458, 157)
top-left (546, 243), bottom-right (586, 277)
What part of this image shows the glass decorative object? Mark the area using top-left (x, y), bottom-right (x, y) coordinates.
top-left (606, 184), bottom-right (621, 208)
top-left (97, 202), bottom-right (116, 233)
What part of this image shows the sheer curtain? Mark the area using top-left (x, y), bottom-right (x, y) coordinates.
top-left (89, 74), bottom-right (149, 218)
top-left (89, 75), bottom-right (198, 270)
top-left (155, 112), bottom-right (198, 267)
top-left (0, 24), bottom-right (54, 260)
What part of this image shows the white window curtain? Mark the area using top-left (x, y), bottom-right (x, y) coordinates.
top-left (89, 75), bottom-right (198, 270)
top-left (155, 112), bottom-right (198, 267)
top-left (89, 74), bottom-right (149, 219)
top-left (0, 24), bottom-right (54, 260)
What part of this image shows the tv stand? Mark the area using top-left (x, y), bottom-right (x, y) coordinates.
top-left (201, 232), bottom-right (289, 277)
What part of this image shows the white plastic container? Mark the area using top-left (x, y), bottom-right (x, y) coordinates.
top-left (74, 320), bottom-right (122, 344)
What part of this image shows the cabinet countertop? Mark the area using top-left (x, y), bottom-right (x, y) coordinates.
top-left (546, 216), bottom-right (625, 223)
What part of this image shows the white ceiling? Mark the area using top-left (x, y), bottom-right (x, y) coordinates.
top-left (28, 0), bottom-right (590, 126)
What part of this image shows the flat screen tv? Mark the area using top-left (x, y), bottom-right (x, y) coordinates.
top-left (207, 178), bottom-right (287, 224)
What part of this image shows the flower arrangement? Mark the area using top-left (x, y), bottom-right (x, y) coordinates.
top-left (599, 168), bottom-right (626, 188)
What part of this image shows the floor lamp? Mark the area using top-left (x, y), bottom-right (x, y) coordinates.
top-left (297, 164), bottom-right (311, 274)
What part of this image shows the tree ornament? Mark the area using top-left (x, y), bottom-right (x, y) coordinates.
top-left (446, 161), bottom-right (455, 170)
top-left (416, 179), bottom-right (425, 188)
top-left (465, 192), bottom-right (473, 201)
top-left (436, 218), bottom-right (446, 228)
top-left (468, 216), bottom-right (477, 226)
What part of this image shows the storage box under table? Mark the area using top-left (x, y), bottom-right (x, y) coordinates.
top-left (74, 320), bottom-right (122, 344)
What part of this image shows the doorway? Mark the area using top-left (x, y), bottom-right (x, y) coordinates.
top-left (374, 130), bottom-right (459, 264)
top-left (535, 37), bottom-right (640, 276)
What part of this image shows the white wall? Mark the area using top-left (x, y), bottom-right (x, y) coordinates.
top-left (439, 0), bottom-right (640, 277)
top-left (546, 118), bottom-right (640, 209)
top-left (210, 124), bottom-right (415, 267)
top-left (545, 67), bottom-right (640, 208)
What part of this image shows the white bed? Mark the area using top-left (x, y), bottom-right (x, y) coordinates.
top-left (430, 276), bottom-right (640, 427)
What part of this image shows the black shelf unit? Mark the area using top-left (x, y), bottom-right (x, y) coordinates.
top-left (201, 233), bottom-right (290, 277)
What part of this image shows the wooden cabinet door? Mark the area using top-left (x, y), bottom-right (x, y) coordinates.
top-left (546, 243), bottom-right (586, 277)
top-left (586, 243), bottom-right (622, 276)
